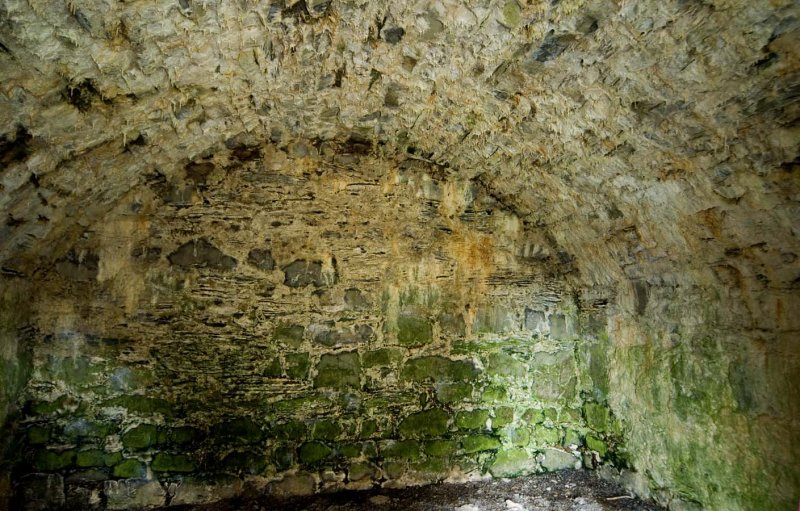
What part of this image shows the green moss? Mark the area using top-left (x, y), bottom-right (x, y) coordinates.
top-left (122, 424), bottom-right (159, 450)
top-left (481, 385), bottom-right (508, 403)
top-left (583, 403), bottom-right (609, 433)
top-left (502, 0), bottom-right (521, 28)
top-left (499, 426), bottom-right (531, 447)
top-left (165, 426), bottom-right (201, 445)
top-left (273, 324), bottom-right (305, 347)
top-left (585, 434), bottom-right (607, 456)
top-left (383, 461), bottom-right (406, 479)
top-left (112, 458), bottom-right (147, 478)
top-left (488, 448), bottom-right (535, 477)
top-left (359, 419), bottom-right (378, 439)
top-left (285, 353), bottom-right (311, 379)
top-left (272, 446), bottom-right (294, 471)
top-left (28, 396), bottom-right (73, 416)
top-left (486, 352), bottom-right (527, 378)
top-left (494, 407), bottom-right (514, 427)
top-left (522, 408), bottom-right (544, 424)
top-left (220, 451), bottom-right (266, 475)
top-left (456, 409), bottom-right (490, 430)
top-left (410, 457), bottom-right (449, 477)
top-left (396, 314), bottom-right (433, 347)
top-left (348, 462), bottom-right (378, 481)
top-left (380, 440), bottom-right (422, 461)
top-left (62, 419), bottom-right (114, 441)
top-left (76, 450), bottom-right (106, 468)
top-left (27, 425), bottom-right (50, 445)
top-left (273, 421), bottom-right (307, 441)
top-left (562, 429), bottom-right (582, 448)
top-left (298, 441), bottom-right (332, 464)
top-left (213, 417), bottom-right (263, 444)
top-left (338, 443), bottom-right (362, 458)
top-left (362, 348), bottom-right (404, 368)
top-left (462, 434), bottom-right (501, 453)
top-left (401, 356), bottom-right (478, 383)
top-left (398, 409), bottom-right (449, 438)
top-left (33, 449), bottom-right (75, 471)
top-left (314, 352), bottom-right (361, 389)
top-left (423, 439), bottom-right (459, 457)
top-left (436, 383), bottom-right (473, 404)
top-left (532, 426), bottom-right (560, 446)
top-left (312, 419), bottom-right (341, 441)
top-left (104, 395), bottom-right (174, 417)
top-left (263, 358), bottom-right (283, 378)
top-left (151, 453), bottom-right (196, 472)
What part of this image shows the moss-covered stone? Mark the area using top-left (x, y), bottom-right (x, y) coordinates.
top-left (348, 461), bottom-right (378, 481)
top-left (273, 324), bottom-right (305, 347)
top-left (522, 408), bottom-right (544, 424)
top-left (213, 417), bottom-right (263, 444)
top-left (165, 426), bottom-right (201, 445)
top-left (462, 434), bottom-right (501, 453)
top-left (499, 426), bottom-right (531, 447)
top-left (27, 425), bottom-right (50, 444)
top-left (532, 426), bottom-right (560, 446)
top-left (220, 451), bottom-right (267, 474)
top-left (562, 429), bottom-right (582, 448)
top-left (273, 420), bottom-right (307, 441)
top-left (493, 407), bottom-right (514, 427)
top-left (423, 439), bottom-right (459, 457)
top-left (396, 314), bottom-right (433, 347)
top-left (76, 450), bottom-right (108, 468)
top-left (103, 395), bottom-right (174, 417)
top-left (298, 441), bottom-right (332, 464)
top-left (122, 424), bottom-right (159, 450)
top-left (62, 418), bottom-right (114, 441)
top-left (312, 419), bottom-right (341, 441)
top-left (456, 409), bottom-right (490, 430)
top-left (272, 446), bottom-right (295, 471)
top-left (263, 357), bottom-right (283, 378)
top-left (285, 353), bottom-right (311, 379)
top-left (401, 356), bottom-right (478, 383)
top-left (435, 382), bottom-right (473, 404)
top-left (359, 419), bottom-right (378, 439)
top-left (585, 434), bottom-right (608, 456)
top-left (314, 352), bottom-right (361, 389)
top-left (383, 461), bottom-right (406, 479)
top-left (337, 443), bottom-right (362, 458)
top-left (488, 448), bottom-right (536, 477)
top-left (362, 348), bottom-right (404, 368)
top-left (584, 402), bottom-right (609, 433)
top-left (380, 440), bottom-right (422, 461)
top-left (151, 453), bottom-right (196, 472)
top-left (112, 458), bottom-right (147, 478)
top-left (481, 385), bottom-right (508, 403)
top-left (410, 457), bottom-right (449, 477)
top-left (398, 409), bottom-right (449, 438)
top-left (486, 352), bottom-right (527, 378)
top-left (33, 449), bottom-right (75, 471)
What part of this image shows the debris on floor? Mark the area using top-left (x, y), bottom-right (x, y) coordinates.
top-left (172, 470), bottom-right (663, 511)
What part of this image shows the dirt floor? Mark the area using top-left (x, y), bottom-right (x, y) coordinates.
top-left (174, 470), bottom-right (663, 511)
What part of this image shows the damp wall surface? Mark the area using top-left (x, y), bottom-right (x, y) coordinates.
top-left (0, 279), bottom-right (34, 510)
top-left (10, 149), bottom-right (619, 510)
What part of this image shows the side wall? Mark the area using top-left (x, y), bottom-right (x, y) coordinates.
top-left (0, 278), bottom-right (34, 510)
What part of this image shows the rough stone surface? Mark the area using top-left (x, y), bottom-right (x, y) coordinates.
top-left (0, 1), bottom-right (798, 511)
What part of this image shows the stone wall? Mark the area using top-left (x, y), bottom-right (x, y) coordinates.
top-left (10, 145), bottom-right (619, 509)
top-left (0, 278), bottom-right (34, 510)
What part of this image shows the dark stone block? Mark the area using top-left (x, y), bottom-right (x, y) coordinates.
top-left (168, 239), bottom-right (237, 270)
top-left (247, 248), bottom-right (275, 271)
